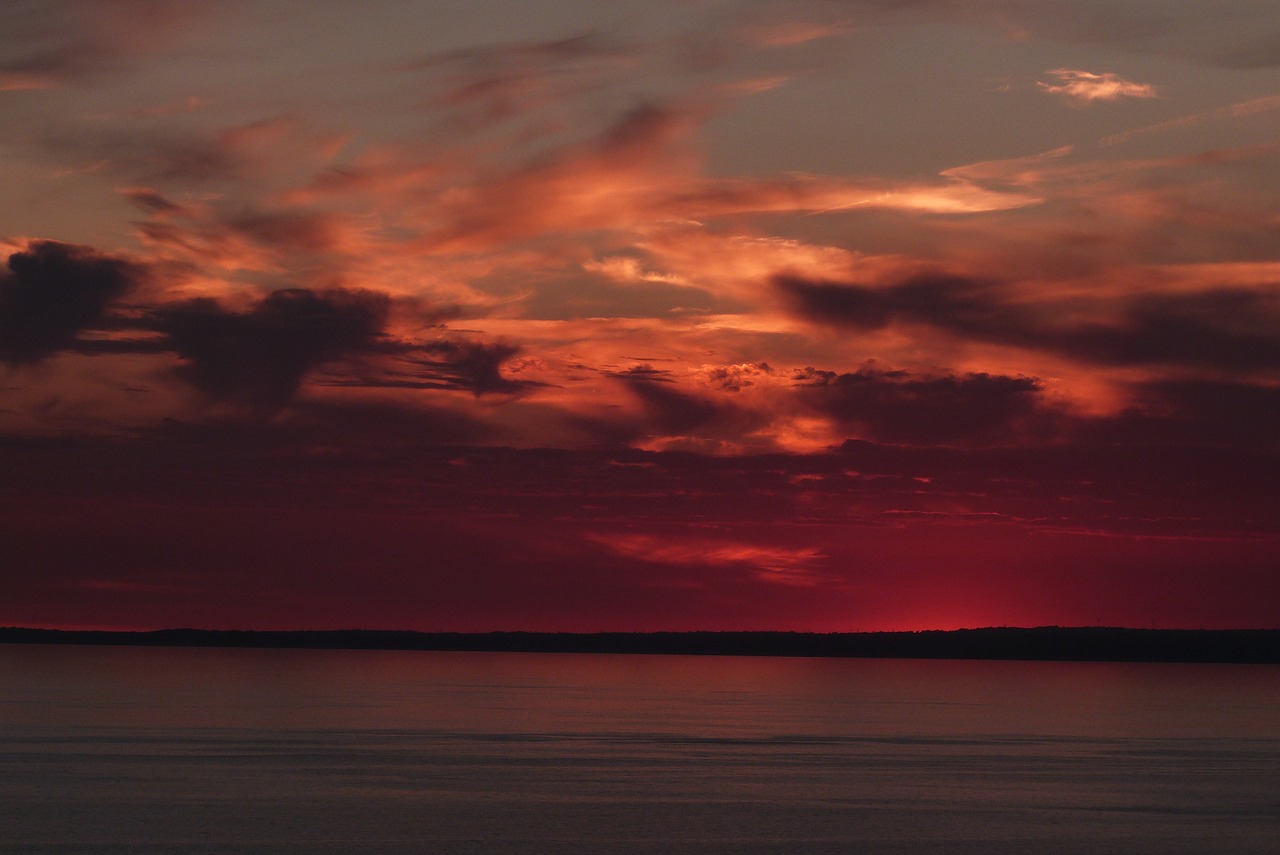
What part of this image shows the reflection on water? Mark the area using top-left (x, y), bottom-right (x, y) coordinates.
top-left (1, 646), bottom-right (1278, 854)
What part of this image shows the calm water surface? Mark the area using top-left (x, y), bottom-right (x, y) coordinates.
top-left (1, 645), bottom-right (1277, 854)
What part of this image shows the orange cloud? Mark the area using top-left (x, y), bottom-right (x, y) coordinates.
top-left (419, 102), bottom-right (1040, 253)
top-left (1037, 69), bottom-right (1157, 104)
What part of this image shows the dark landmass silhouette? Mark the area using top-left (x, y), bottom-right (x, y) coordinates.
top-left (1, 626), bottom-right (1278, 663)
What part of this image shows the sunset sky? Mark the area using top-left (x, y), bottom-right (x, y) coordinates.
top-left (1, 0), bottom-right (1277, 632)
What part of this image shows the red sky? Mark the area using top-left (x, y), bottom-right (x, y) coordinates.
top-left (1, 0), bottom-right (1277, 631)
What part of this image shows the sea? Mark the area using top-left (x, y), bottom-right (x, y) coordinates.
top-left (1, 644), bottom-right (1277, 854)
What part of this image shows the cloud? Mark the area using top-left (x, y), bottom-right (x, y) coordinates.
top-left (624, 376), bottom-right (728, 436)
top-left (1061, 289), bottom-right (1280, 372)
top-left (585, 532), bottom-right (827, 586)
top-left (0, 232), bottom-right (533, 406)
top-left (224, 209), bottom-right (346, 253)
top-left (404, 32), bottom-right (640, 131)
top-left (0, 240), bottom-right (143, 364)
top-left (776, 273), bottom-right (1280, 372)
top-left (1037, 69), bottom-right (1158, 104)
top-left (423, 100), bottom-right (1039, 251)
top-left (387, 340), bottom-right (535, 395)
top-left (582, 255), bottom-right (690, 286)
top-left (609, 363), bottom-right (677, 383)
top-left (0, 0), bottom-right (213, 88)
top-left (153, 288), bottom-right (390, 411)
top-left (622, 373), bottom-right (778, 451)
top-left (776, 271), bottom-right (1021, 339)
top-left (424, 102), bottom-right (699, 250)
top-left (569, 371), bottom-right (774, 452)
top-left (795, 365), bottom-right (1053, 446)
top-left (123, 188), bottom-right (374, 282)
top-left (1089, 378), bottom-right (1280, 450)
top-left (702, 362), bottom-right (774, 393)
top-left (83, 117), bottom-right (332, 190)
top-left (672, 173), bottom-right (1041, 217)
top-left (1100, 92), bottom-right (1280, 147)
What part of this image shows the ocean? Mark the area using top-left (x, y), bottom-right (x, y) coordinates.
top-left (1, 644), bottom-right (1277, 853)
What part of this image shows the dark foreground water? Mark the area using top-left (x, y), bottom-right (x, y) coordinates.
top-left (1, 646), bottom-right (1277, 854)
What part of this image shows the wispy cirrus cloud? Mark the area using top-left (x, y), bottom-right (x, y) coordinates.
top-left (421, 102), bottom-right (1040, 252)
top-left (1037, 69), bottom-right (1157, 104)
top-left (1101, 92), bottom-right (1280, 146)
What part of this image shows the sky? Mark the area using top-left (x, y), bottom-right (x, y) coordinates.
top-left (1, 0), bottom-right (1277, 632)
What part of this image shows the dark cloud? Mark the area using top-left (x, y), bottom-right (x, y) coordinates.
top-left (227, 210), bottom-right (341, 252)
top-left (776, 272), bottom-right (1021, 338)
top-left (0, 1), bottom-right (212, 86)
top-left (1062, 290), bottom-right (1280, 372)
top-left (626, 377), bottom-right (725, 435)
top-left (0, 241), bottom-right (142, 365)
top-left (119, 188), bottom-right (186, 215)
top-left (796, 366), bottom-right (1052, 446)
top-left (391, 340), bottom-right (534, 395)
top-left (1088, 378), bottom-right (1280, 450)
top-left (777, 273), bottom-right (1280, 372)
top-left (622, 375), bottom-right (773, 449)
top-left (0, 239), bottom-right (528, 402)
top-left (154, 288), bottom-right (390, 411)
top-left (775, 275), bottom-right (896, 329)
top-left (320, 336), bottom-right (534, 396)
top-left (609, 364), bottom-right (677, 382)
top-left (568, 374), bottom-right (771, 449)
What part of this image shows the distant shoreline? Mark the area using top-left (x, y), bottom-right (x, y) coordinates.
top-left (2, 626), bottom-right (1278, 664)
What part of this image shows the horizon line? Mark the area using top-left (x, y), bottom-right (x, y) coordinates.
top-left (3, 626), bottom-right (1277, 665)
